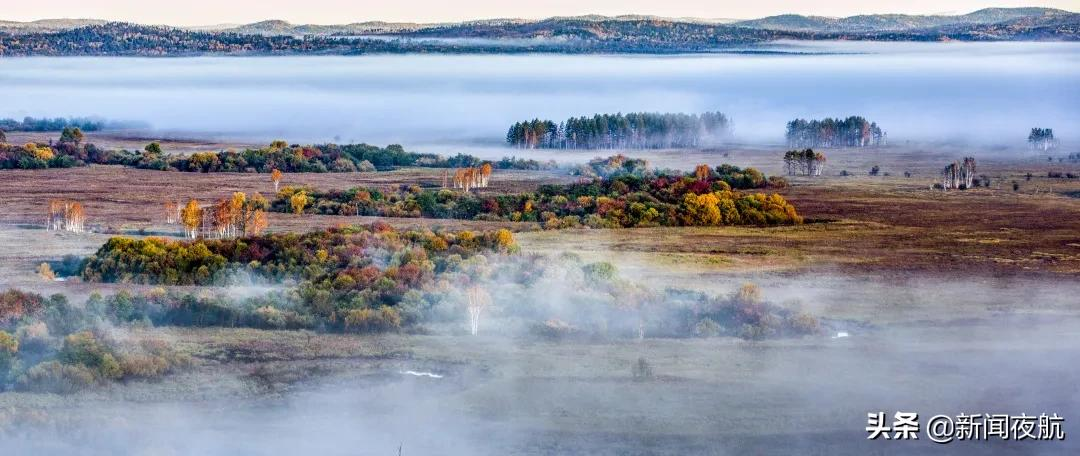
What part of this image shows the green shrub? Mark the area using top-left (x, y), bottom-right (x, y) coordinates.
top-left (58, 331), bottom-right (122, 380)
top-left (693, 318), bottom-right (721, 337)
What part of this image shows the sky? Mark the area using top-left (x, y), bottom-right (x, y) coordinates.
top-left (3, 0), bottom-right (1078, 25)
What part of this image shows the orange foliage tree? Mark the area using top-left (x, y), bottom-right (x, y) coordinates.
top-left (452, 163), bottom-right (494, 192)
top-left (694, 164), bottom-right (712, 180)
top-left (164, 201), bottom-right (180, 224)
top-left (271, 169), bottom-right (283, 192)
top-left (179, 193), bottom-right (269, 239)
top-left (46, 199), bottom-right (86, 233)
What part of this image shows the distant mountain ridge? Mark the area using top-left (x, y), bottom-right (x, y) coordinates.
top-left (223, 19), bottom-right (428, 36)
top-left (0, 8), bottom-right (1076, 56)
top-left (2, 7), bottom-right (1072, 36)
top-left (733, 7), bottom-right (1073, 32)
top-left (209, 8), bottom-right (1075, 35)
top-left (0, 18), bottom-right (106, 33)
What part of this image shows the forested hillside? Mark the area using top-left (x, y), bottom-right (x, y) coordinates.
top-left (1, 9), bottom-right (1076, 57)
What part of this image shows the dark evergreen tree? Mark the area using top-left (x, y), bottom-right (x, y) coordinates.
top-left (1028, 127), bottom-right (1056, 151)
top-left (785, 116), bottom-right (885, 148)
top-left (507, 112), bottom-right (731, 149)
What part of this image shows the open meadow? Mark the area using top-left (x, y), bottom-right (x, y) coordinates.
top-left (1, 29), bottom-right (1078, 454)
top-left (0, 135), bottom-right (1078, 453)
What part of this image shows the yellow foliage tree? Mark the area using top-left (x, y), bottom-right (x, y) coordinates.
top-left (494, 228), bottom-right (515, 251)
top-left (32, 146), bottom-right (55, 161)
top-left (180, 199), bottom-right (202, 238)
top-left (681, 193), bottom-right (722, 226)
top-left (245, 209), bottom-right (268, 236)
top-left (290, 191), bottom-right (308, 215)
top-left (37, 263), bottom-right (56, 281)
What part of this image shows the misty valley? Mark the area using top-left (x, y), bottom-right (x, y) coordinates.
top-left (0, 29), bottom-right (1079, 456)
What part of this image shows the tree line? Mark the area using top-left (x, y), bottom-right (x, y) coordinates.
top-left (3, 18), bottom-right (1073, 58)
top-left (506, 112), bottom-right (732, 149)
top-left (0, 116), bottom-right (142, 132)
top-left (0, 129), bottom-right (551, 172)
top-left (785, 116), bottom-right (886, 148)
top-left (75, 225), bottom-right (813, 339)
top-left (270, 158), bottom-right (800, 229)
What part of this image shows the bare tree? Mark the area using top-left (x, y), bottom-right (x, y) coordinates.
top-left (783, 149), bottom-right (826, 176)
top-left (942, 157), bottom-right (977, 190)
top-left (466, 285), bottom-right (491, 336)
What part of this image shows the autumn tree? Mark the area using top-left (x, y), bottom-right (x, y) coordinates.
top-left (180, 199), bottom-right (202, 238)
top-left (46, 199), bottom-right (86, 233)
top-left (164, 201), bottom-right (180, 224)
top-left (290, 191), bottom-right (308, 215)
top-left (0, 330), bottom-right (16, 382)
top-left (694, 164), bottom-right (711, 180)
top-left (493, 228), bottom-right (515, 251)
top-left (245, 209), bottom-right (268, 236)
top-left (26, 143), bottom-right (55, 162)
top-left (195, 192), bottom-right (271, 239)
top-left (480, 163), bottom-right (493, 187)
top-left (211, 199), bottom-right (233, 238)
top-left (59, 126), bottom-right (84, 145)
top-left (145, 142), bottom-right (163, 154)
top-left (0, 289), bottom-right (44, 324)
top-left (452, 165), bottom-right (493, 191)
top-left (233, 192), bottom-right (269, 236)
top-left (453, 168), bottom-right (467, 191)
top-left (47, 199), bottom-right (64, 231)
top-left (271, 169), bottom-right (282, 192)
top-left (37, 263), bottom-right (56, 281)
top-left (229, 193), bottom-right (246, 236)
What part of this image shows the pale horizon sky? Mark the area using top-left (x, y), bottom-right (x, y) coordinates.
top-left (2, 0), bottom-right (1078, 25)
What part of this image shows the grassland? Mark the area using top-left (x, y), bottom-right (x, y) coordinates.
top-left (1, 139), bottom-right (1078, 454)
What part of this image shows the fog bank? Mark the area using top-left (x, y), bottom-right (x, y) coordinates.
top-left (0, 41), bottom-right (1077, 147)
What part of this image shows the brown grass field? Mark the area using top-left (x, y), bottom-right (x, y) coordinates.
top-left (2, 139), bottom-right (1080, 454)
top-left (0, 143), bottom-right (1075, 320)
top-left (1, 143), bottom-right (1076, 281)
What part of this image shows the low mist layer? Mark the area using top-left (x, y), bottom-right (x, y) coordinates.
top-left (0, 42), bottom-right (1076, 146)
